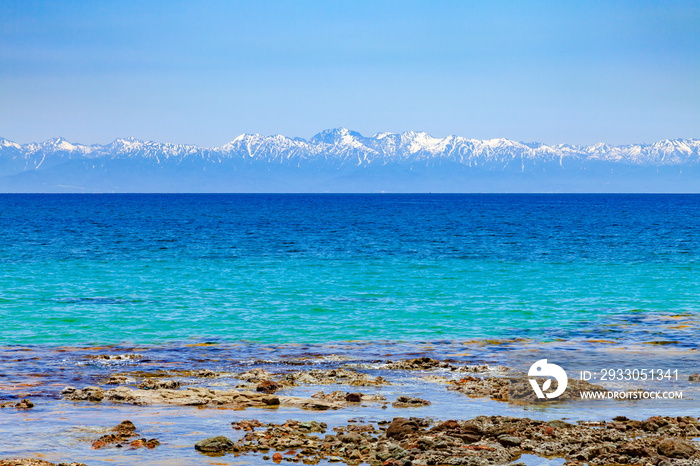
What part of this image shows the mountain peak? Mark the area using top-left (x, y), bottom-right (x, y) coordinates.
top-left (109, 137), bottom-right (146, 150)
top-left (0, 137), bottom-right (20, 148)
top-left (42, 137), bottom-right (79, 151)
top-left (310, 128), bottom-right (364, 144)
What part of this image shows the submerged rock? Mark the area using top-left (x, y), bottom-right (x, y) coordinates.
top-left (391, 395), bottom-right (430, 408)
top-left (91, 421), bottom-right (136, 449)
top-left (101, 375), bottom-right (135, 385)
top-left (88, 353), bottom-right (142, 362)
top-left (0, 399), bottom-right (34, 409)
top-left (385, 357), bottom-right (456, 370)
top-left (231, 419), bottom-right (266, 431)
top-left (90, 420), bottom-right (157, 450)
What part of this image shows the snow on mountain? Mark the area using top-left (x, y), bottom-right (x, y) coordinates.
top-left (0, 138), bottom-right (22, 149)
top-left (1, 130), bottom-right (699, 172)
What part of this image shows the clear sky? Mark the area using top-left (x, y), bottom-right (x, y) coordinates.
top-left (0, 0), bottom-right (698, 146)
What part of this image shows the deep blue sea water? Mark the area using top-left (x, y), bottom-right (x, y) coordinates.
top-left (1, 193), bottom-right (698, 347)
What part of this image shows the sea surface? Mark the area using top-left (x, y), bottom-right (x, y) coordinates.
top-left (0, 193), bottom-right (699, 346)
top-left (1, 194), bottom-right (699, 465)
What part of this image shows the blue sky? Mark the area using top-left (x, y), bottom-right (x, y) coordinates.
top-left (0, 0), bottom-right (698, 146)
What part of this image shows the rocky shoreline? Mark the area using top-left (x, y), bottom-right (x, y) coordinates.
top-left (2, 355), bottom-right (700, 465)
top-left (197, 414), bottom-right (700, 465)
top-left (5, 414), bottom-right (700, 465)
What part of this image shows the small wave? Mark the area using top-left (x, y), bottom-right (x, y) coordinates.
top-left (51, 297), bottom-right (148, 305)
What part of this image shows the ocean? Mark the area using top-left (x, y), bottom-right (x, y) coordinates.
top-left (1, 193), bottom-right (699, 465)
top-left (1, 193), bottom-right (698, 346)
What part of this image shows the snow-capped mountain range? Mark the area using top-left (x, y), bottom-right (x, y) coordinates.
top-left (2, 128), bottom-right (699, 166)
top-left (0, 129), bottom-right (698, 192)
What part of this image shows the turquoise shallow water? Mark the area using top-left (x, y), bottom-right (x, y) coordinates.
top-left (0, 193), bottom-right (699, 346)
top-left (1, 258), bottom-right (699, 345)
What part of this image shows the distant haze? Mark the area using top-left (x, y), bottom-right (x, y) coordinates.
top-left (1, 129), bottom-right (698, 193)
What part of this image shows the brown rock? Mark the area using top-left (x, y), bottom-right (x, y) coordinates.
top-left (91, 420), bottom-right (144, 449)
top-left (14, 399), bottom-right (34, 409)
top-left (461, 422), bottom-right (483, 435)
top-left (657, 438), bottom-right (696, 459)
top-left (138, 379), bottom-right (180, 390)
top-left (256, 380), bottom-right (281, 394)
top-left (385, 417), bottom-right (419, 439)
top-left (440, 420), bottom-right (460, 430)
top-left (386, 357), bottom-right (455, 370)
top-left (620, 441), bottom-right (655, 458)
top-left (338, 432), bottom-right (361, 444)
top-left (145, 439), bottom-right (160, 449)
top-left (392, 395), bottom-right (430, 408)
top-left (345, 392), bottom-right (362, 402)
top-left (62, 386), bottom-right (104, 402)
top-left (102, 375), bottom-right (133, 385)
top-left (113, 420), bottom-right (136, 435)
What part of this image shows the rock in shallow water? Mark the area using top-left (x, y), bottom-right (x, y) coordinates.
top-left (391, 395), bottom-right (430, 408)
top-left (138, 379), bottom-right (180, 390)
top-left (255, 380), bottom-right (281, 394)
top-left (194, 436), bottom-right (234, 453)
top-left (385, 357), bottom-right (456, 370)
top-left (91, 420), bottom-right (159, 450)
top-left (62, 385), bottom-right (342, 409)
top-left (61, 386), bottom-right (104, 402)
top-left (0, 399), bottom-right (34, 409)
